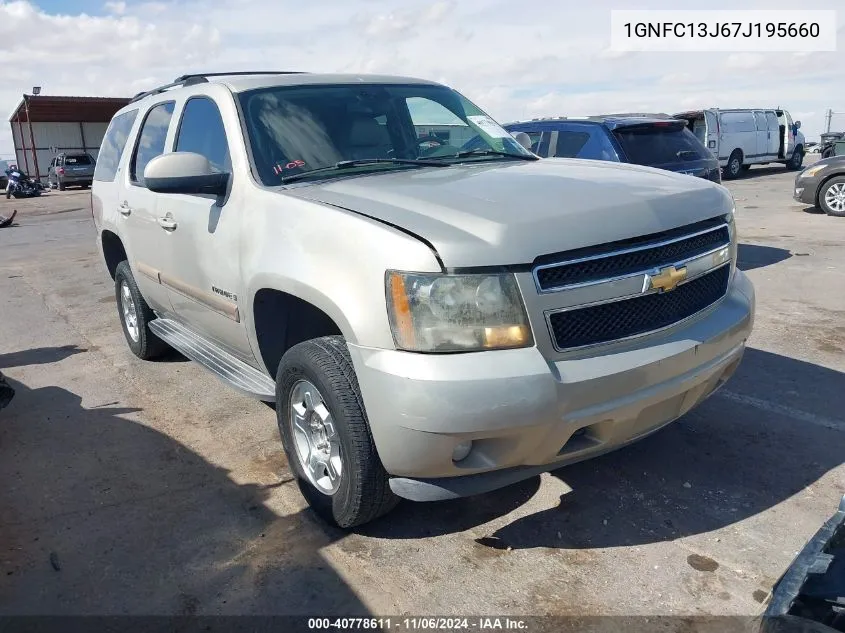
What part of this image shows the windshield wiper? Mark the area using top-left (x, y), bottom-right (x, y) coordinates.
top-left (280, 158), bottom-right (448, 183)
top-left (450, 149), bottom-right (539, 161)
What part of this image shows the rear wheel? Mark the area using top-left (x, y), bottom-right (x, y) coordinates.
top-left (819, 176), bottom-right (845, 218)
top-left (276, 336), bottom-right (398, 528)
top-left (723, 151), bottom-right (743, 179)
top-left (114, 261), bottom-right (168, 359)
top-left (822, 148), bottom-right (834, 159)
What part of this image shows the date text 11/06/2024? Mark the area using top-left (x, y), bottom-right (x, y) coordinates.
top-left (307, 617), bottom-right (529, 630)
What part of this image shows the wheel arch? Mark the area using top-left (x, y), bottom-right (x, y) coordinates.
top-left (250, 282), bottom-right (352, 376)
top-left (101, 230), bottom-right (127, 279)
top-left (816, 172), bottom-right (845, 208)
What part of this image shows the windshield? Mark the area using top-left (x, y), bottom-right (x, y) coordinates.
top-left (239, 83), bottom-right (533, 185)
top-left (613, 125), bottom-right (711, 166)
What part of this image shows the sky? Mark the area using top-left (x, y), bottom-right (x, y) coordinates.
top-left (1, 0), bottom-right (843, 158)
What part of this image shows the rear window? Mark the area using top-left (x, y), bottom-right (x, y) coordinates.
top-left (64, 155), bottom-right (93, 165)
top-left (613, 125), bottom-right (709, 166)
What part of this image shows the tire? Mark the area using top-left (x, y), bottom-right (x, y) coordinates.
top-left (114, 261), bottom-right (169, 359)
top-left (723, 151), bottom-right (743, 180)
top-left (740, 164), bottom-right (751, 172)
top-left (822, 148), bottom-right (834, 159)
top-left (818, 176), bottom-right (845, 218)
top-left (787, 148), bottom-right (804, 170)
top-left (276, 336), bottom-right (398, 528)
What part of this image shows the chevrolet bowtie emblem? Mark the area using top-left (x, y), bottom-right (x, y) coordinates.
top-left (645, 265), bottom-right (687, 293)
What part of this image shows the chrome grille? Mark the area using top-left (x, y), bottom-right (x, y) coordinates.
top-left (535, 223), bottom-right (730, 292)
top-left (535, 218), bottom-right (733, 351)
top-left (548, 265), bottom-right (730, 350)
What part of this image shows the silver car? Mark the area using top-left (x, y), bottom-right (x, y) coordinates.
top-left (92, 72), bottom-right (755, 527)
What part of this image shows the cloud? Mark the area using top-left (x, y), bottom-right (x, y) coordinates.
top-left (0, 0), bottom-right (843, 159)
top-left (103, 1), bottom-right (126, 15)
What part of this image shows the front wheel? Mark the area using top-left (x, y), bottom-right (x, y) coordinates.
top-left (787, 149), bottom-right (804, 170)
top-left (276, 336), bottom-right (398, 528)
top-left (819, 176), bottom-right (845, 217)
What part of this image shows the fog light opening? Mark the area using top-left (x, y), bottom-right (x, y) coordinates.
top-left (452, 440), bottom-right (473, 463)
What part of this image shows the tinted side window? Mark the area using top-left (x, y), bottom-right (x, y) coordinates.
top-left (174, 97), bottom-right (231, 172)
top-left (552, 131), bottom-right (591, 158)
top-left (131, 102), bottom-right (175, 183)
top-left (94, 110), bottom-right (139, 182)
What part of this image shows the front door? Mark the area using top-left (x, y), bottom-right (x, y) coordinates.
top-left (157, 95), bottom-right (253, 361)
top-left (119, 100), bottom-right (177, 315)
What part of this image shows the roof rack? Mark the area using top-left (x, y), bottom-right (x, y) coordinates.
top-left (129, 71), bottom-right (308, 103)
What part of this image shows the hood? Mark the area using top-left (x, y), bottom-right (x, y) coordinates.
top-left (282, 158), bottom-right (733, 269)
top-left (808, 155), bottom-right (845, 169)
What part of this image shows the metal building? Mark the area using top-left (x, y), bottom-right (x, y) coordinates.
top-left (8, 94), bottom-right (130, 182)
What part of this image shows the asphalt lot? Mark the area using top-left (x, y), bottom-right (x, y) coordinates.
top-left (1, 161), bottom-right (843, 617)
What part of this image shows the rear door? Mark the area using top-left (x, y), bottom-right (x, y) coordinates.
top-left (766, 111), bottom-right (780, 156)
top-left (92, 108), bottom-right (139, 240)
top-left (119, 100), bottom-right (177, 315)
top-left (753, 111), bottom-right (769, 159)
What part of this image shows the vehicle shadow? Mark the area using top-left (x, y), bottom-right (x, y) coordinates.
top-left (366, 347), bottom-right (844, 548)
top-left (734, 165), bottom-right (797, 180)
top-left (0, 345), bottom-right (87, 368)
top-left (737, 243), bottom-right (793, 271)
top-left (0, 376), bottom-right (366, 616)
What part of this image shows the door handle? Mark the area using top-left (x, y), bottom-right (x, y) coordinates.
top-left (157, 216), bottom-right (177, 231)
top-left (118, 202), bottom-right (132, 216)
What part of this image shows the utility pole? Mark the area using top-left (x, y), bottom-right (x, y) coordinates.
top-left (826, 109), bottom-right (833, 134)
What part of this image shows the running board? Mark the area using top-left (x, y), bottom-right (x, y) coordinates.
top-left (148, 318), bottom-right (276, 401)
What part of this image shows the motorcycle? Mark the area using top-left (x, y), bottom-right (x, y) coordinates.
top-left (5, 170), bottom-right (43, 199)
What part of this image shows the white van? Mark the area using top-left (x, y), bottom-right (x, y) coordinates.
top-left (674, 108), bottom-right (805, 179)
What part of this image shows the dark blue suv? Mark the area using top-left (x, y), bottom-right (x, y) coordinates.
top-left (500, 116), bottom-right (721, 183)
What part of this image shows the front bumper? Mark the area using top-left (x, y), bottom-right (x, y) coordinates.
top-left (349, 269), bottom-right (755, 501)
top-left (794, 176), bottom-right (820, 205)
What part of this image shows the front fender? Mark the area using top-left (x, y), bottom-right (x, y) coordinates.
top-left (242, 190), bottom-right (442, 352)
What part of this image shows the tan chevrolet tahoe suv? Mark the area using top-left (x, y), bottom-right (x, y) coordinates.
top-left (92, 71), bottom-right (755, 528)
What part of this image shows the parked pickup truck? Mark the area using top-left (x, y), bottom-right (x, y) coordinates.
top-left (92, 72), bottom-right (755, 527)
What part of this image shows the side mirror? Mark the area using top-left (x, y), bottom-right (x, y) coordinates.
top-left (144, 152), bottom-right (229, 196)
top-left (795, 121), bottom-right (802, 129)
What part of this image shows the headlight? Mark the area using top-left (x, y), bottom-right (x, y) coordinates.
top-left (800, 165), bottom-right (825, 178)
top-left (386, 271), bottom-right (533, 352)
